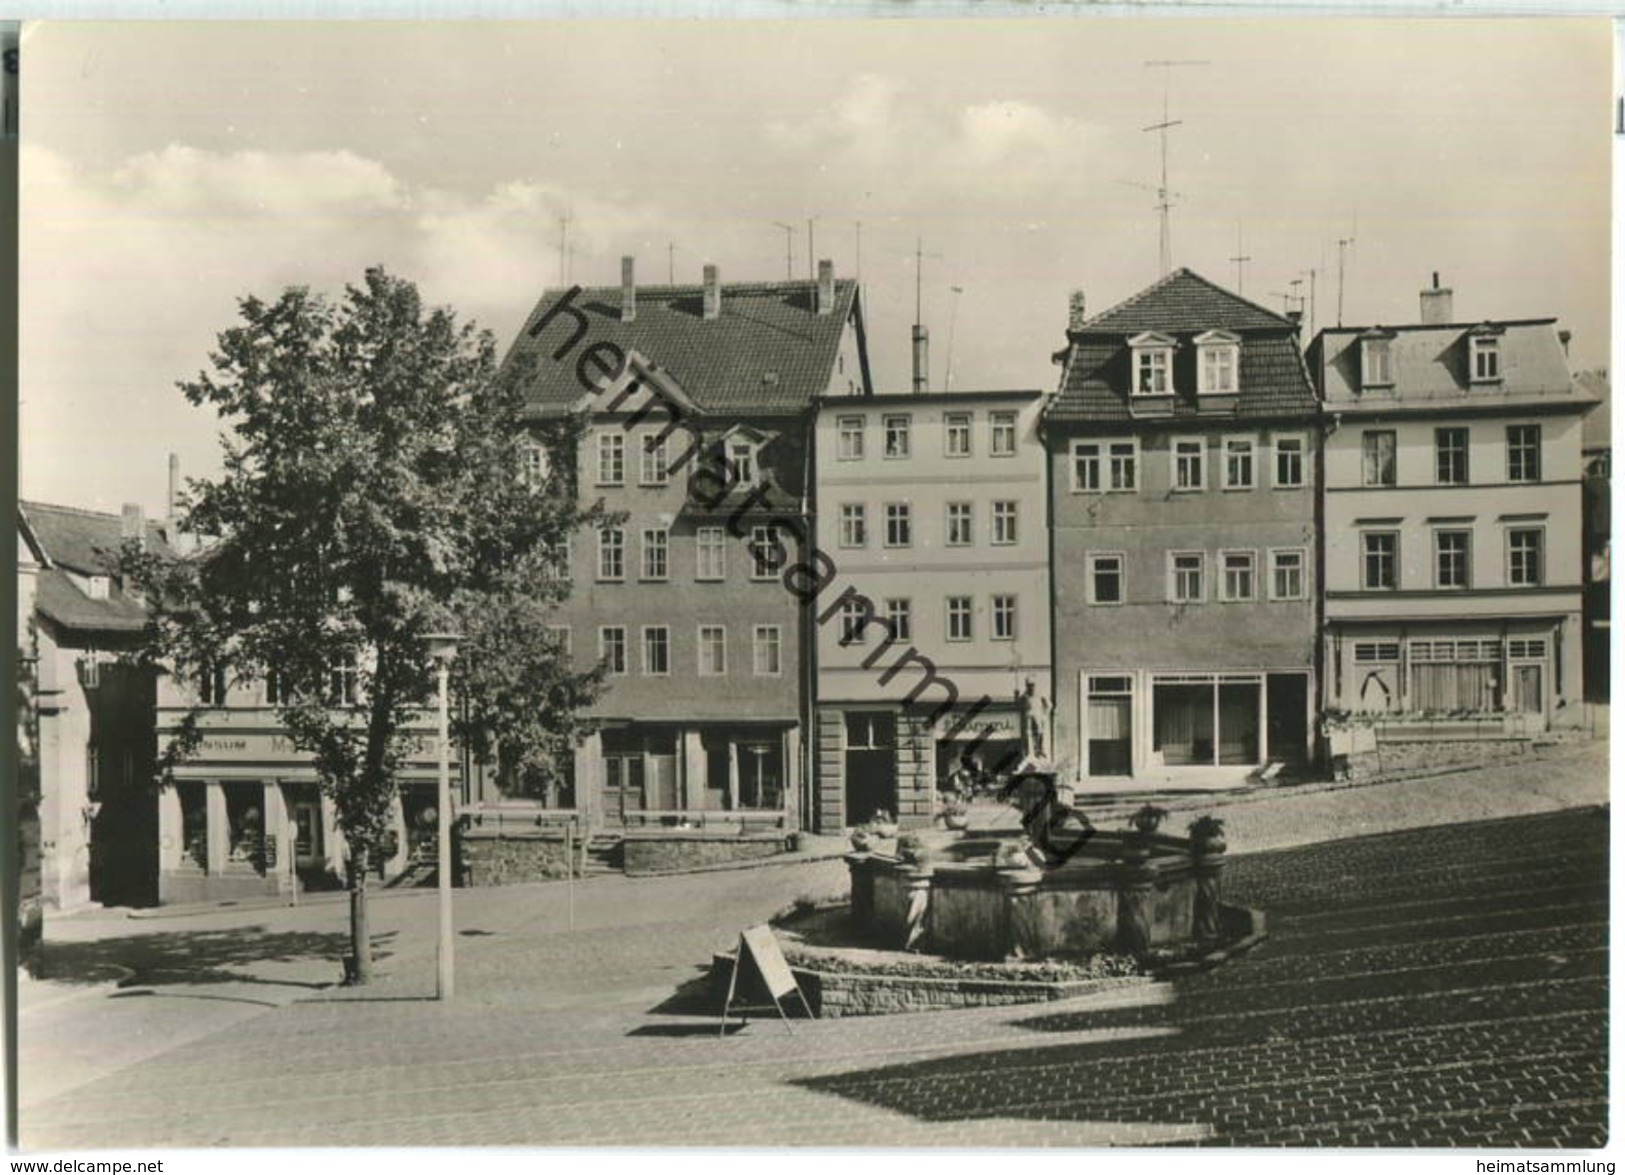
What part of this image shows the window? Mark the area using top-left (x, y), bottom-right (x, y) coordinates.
top-left (264, 666), bottom-right (287, 705)
top-left (839, 599), bottom-right (870, 646)
top-left (1109, 441), bottom-right (1138, 491)
top-left (698, 625), bottom-right (726, 676)
top-left (1508, 638), bottom-right (1547, 660)
top-left (1072, 442), bottom-right (1101, 492)
top-left (1353, 642), bottom-right (1400, 663)
top-left (1435, 428), bottom-right (1470, 485)
top-left (542, 538), bottom-right (572, 583)
top-left (945, 412), bottom-right (972, 457)
top-left (1173, 438), bottom-right (1205, 491)
top-left (641, 626), bottom-right (670, 675)
top-left (883, 414), bottom-right (911, 458)
top-left (1361, 337), bottom-right (1393, 387)
top-left (597, 433), bottom-right (624, 485)
top-left (846, 712), bottom-right (895, 750)
top-left (991, 594), bottom-right (1017, 640)
top-left (838, 415), bottom-right (865, 461)
top-left (749, 526), bottom-right (780, 580)
top-left (1471, 334), bottom-right (1501, 382)
top-left (86, 575), bottom-right (110, 600)
top-left (884, 598), bottom-right (911, 641)
top-left (991, 501), bottom-right (1018, 546)
top-left (1362, 532), bottom-right (1399, 590)
top-left (522, 443), bottom-right (550, 488)
top-left (327, 656), bottom-right (357, 706)
top-left (946, 502), bottom-right (973, 547)
top-left (1435, 530), bottom-right (1471, 589)
top-left (1088, 553), bottom-right (1124, 604)
top-left (885, 503), bottom-right (912, 548)
top-left (990, 411), bottom-right (1017, 456)
top-left (753, 625), bottom-right (782, 676)
top-left (598, 528), bottom-right (625, 581)
top-left (639, 433), bottom-right (670, 485)
top-left (839, 504), bottom-right (867, 548)
top-left (1221, 551), bottom-right (1257, 601)
top-left (641, 528), bottom-right (669, 581)
top-left (946, 596), bottom-right (973, 641)
top-left (1362, 431), bottom-right (1396, 487)
top-left (1507, 528), bottom-right (1544, 587)
top-left (728, 440), bottom-right (756, 485)
top-left (199, 663), bottom-right (228, 707)
top-left (1169, 552), bottom-right (1205, 603)
top-left (1130, 334), bottom-right (1174, 395)
top-left (600, 627), bottom-right (627, 674)
top-left (1269, 549), bottom-right (1305, 600)
top-left (1274, 435), bottom-right (1305, 488)
top-left (1224, 438), bottom-right (1255, 489)
top-left (1196, 331), bottom-right (1240, 395)
top-left (548, 626), bottom-right (572, 658)
top-left (696, 527), bottom-right (726, 581)
top-left (1507, 425), bottom-right (1541, 483)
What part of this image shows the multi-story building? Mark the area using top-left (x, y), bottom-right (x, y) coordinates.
top-left (810, 389), bottom-right (1052, 830)
top-left (21, 500), bottom-right (166, 910)
top-left (506, 258), bottom-right (871, 829)
top-left (1308, 277), bottom-right (1596, 730)
top-left (1047, 270), bottom-right (1321, 787)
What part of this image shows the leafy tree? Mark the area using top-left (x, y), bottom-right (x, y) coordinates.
top-left (124, 268), bottom-right (608, 983)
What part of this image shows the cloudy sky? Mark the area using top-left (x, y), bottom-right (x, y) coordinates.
top-left (20, 18), bottom-right (1612, 514)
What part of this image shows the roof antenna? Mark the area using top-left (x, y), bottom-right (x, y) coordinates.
top-left (771, 222), bottom-right (794, 280)
top-left (1142, 59), bottom-right (1209, 276)
top-left (1229, 223), bottom-right (1251, 294)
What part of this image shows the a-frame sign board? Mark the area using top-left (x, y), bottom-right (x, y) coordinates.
top-left (718, 924), bottom-right (813, 1036)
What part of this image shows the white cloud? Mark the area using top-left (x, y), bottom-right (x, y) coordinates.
top-left (19, 144), bottom-right (667, 511)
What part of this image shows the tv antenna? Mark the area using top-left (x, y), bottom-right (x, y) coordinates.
top-left (1229, 224), bottom-right (1251, 294)
top-left (1142, 58), bottom-right (1209, 275)
top-left (771, 222), bottom-right (795, 280)
top-left (557, 209), bottom-right (573, 286)
top-left (945, 286), bottom-right (965, 392)
top-left (907, 237), bottom-right (945, 326)
top-left (854, 221), bottom-right (862, 281)
top-left (806, 215), bottom-right (821, 283)
top-left (1336, 234), bottom-right (1356, 326)
top-left (668, 242), bottom-right (676, 284)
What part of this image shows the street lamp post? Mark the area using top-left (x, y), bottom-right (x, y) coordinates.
top-left (424, 631), bottom-right (462, 1001)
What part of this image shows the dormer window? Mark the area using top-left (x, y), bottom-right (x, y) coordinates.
top-left (1194, 330), bottom-right (1240, 395)
top-left (1361, 333), bottom-right (1394, 388)
top-left (728, 439), bottom-right (757, 484)
top-left (1470, 331), bottom-right (1502, 383)
top-left (1128, 332), bottom-right (1175, 396)
top-left (521, 443), bottom-right (550, 488)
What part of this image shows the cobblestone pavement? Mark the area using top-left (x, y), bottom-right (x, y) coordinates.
top-left (16, 747), bottom-right (1610, 1150)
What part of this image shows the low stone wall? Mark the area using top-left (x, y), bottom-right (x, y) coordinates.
top-left (622, 831), bottom-right (787, 876)
top-left (799, 967), bottom-right (1147, 1019)
top-left (460, 827), bottom-right (574, 886)
top-left (1342, 737), bottom-right (1534, 782)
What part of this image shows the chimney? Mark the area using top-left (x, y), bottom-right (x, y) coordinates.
top-left (620, 256), bottom-right (636, 323)
top-left (1068, 289), bottom-right (1088, 331)
top-left (816, 259), bottom-right (835, 315)
top-left (702, 264), bottom-right (721, 321)
top-left (1559, 329), bottom-right (1572, 357)
top-left (1287, 309), bottom-right (1303, 328)
top-left (167, 453), bottom-right (180, 523)
top-left (1419, 272), bottom-right (1453, 325)
top-left (121, 503), bottom-right (145, 550)
top-left (911, 325), bottom-right (930, 394)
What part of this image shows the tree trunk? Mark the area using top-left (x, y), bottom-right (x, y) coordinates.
top-left (348, 847), bottom-right (371, 984)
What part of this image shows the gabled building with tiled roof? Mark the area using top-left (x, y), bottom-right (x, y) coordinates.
top-left (19, 500), bottom-right (170, 910)
top-left (1307, 276), bottom-right (1597, 732)
top-left (501, 259), bottom-right (872, 830)
top-left (1044, 269), bottom-right (1321, 787)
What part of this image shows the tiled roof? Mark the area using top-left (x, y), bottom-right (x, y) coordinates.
top-left (1049, 269), bottom-right (1316, 425)
top-left (1577, 370), bottom-right (1610, 449)
top-left (1313, 320), bottom-right (1590, 413)
top-left (22, 501), bottom-right (172, 634)
top-left (1079, 268), bottom-right (1296, 335)
top-left (504, 278), bottom-right (860, 417)
top-left (35, 569), bottom-right (149, 633)
top-left (22, 501), bottom-right (172, 576)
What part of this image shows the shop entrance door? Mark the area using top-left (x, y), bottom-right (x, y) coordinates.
top-left (844, 712), bottom-right (897, 825)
